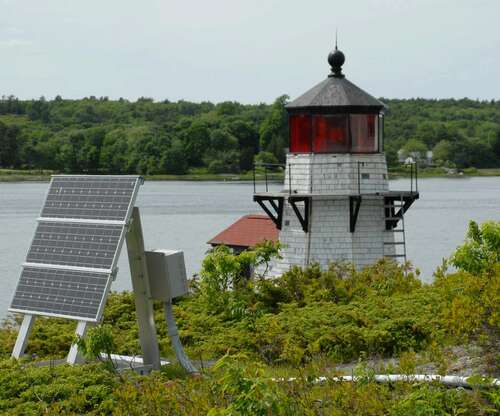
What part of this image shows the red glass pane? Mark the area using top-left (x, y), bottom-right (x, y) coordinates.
top-left (289, 115), bottom-right (312, 152)
top-left (313, 115), bottom-right (348, 153)
top-left (350, 114), bottom-right (377, 152)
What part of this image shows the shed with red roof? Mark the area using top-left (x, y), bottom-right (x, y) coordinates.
top-left (207, 214), bottom-right (279, 253)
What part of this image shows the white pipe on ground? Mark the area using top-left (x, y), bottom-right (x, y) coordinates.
top-left (276, 374), bottom-right (500, 389)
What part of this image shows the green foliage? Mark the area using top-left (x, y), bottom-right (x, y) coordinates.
top-left (383, 98), bottom-right (500, 168)
top-left (451, 220), bottom-right (500, 275)
top-left (0, 96), bottom-right (271, 174)
top-left (400, 138), bottom-right (427, 160)
top-left (0, 122), bottom-right (21, 168)
top-left (0, 357), bottom-right (495, 415)
top-left (0, 361), bottom-right (117, 414)
top-left (432, 139), bottom-right (454, 165)
top-left (254, 150), bottom-right (279, 166)
top-left (390, 383), bottom-right (485, 416)
top-left (259, 95), bottom-right (289, 163)
top-left (0, 223), bottom-right (499, 413)
top-left (77, 325), bottom-right (117, 371)
top-left (198, 242), bottom-right (280, 315)
top-left (1, 96), bottom-right (499, 173)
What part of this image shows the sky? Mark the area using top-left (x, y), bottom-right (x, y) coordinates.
top-left (1, 0), bottom-right (499, 103)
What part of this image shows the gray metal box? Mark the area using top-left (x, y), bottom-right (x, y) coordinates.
top-left (145, 250), bottom-right (188, 301)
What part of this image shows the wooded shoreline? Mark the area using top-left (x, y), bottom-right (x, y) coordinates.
top-left (1, 167), bottom-right (499, 182)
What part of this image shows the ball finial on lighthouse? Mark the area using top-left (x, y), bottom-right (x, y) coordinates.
top-left (328, 33), bottom-right (345, 78)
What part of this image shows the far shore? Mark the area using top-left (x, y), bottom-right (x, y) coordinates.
top-left (0, 168), bottom-right (499, 183)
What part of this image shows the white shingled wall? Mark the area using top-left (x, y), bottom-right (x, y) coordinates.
top-left (267, 153), bottom-right (395, 277)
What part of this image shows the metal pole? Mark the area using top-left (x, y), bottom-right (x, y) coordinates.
top-left (126, 207), bottom-right (161, 370)
top-left (410, 163), bottom-right (413, 193)
top-left (288, 163), bottom-right (292, 194)
top-left (11, 314), bottom-right (35, 359)
top-left (253, 164), bottom-right (256, 193)
top-left (415, 162), bottom-right (418, 193)
top-left (67, 321), bottom-right (90, 364)
top-left (357, 162), bottom-right (361, 195)
top-left (265, 166), bottom-right (268, 192)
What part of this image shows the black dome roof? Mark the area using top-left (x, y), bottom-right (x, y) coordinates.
top-left (286, 47), bottom-right (386, 113)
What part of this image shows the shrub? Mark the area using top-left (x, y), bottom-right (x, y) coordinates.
top-left (451, 220), bottom-right (500, 275)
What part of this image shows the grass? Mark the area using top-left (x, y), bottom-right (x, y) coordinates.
top-left (0, 167), bottom-right (499, 182)
top-left (0, 168), bottom-right (55, 182)
top-left (388, 167), bottom-right (500, 178)
top-left (0, 227), bottom-right (498, 414)
top-left (0, 168), bottom-right (284, 182)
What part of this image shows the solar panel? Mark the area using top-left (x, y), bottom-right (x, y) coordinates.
top-left (9, 175), bottom-right (142, 322)
top-left (41, 176), bottom-right (139, 221)
top-left (27, 221), bottom-right (122, 269)
top-left (10, 267), bottom-right (109, 320)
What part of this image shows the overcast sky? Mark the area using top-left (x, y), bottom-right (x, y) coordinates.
top-left (1, 0), bottom-right (499, 103)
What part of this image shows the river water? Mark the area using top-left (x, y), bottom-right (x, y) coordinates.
top-left (0, 177), bottom-right (499, 317)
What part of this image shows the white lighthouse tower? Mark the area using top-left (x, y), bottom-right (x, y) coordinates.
top-left (254, 45), bottom-right (419, 275)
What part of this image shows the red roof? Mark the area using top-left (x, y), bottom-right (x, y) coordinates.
top-left (208, 214), bottom-right (279, 248)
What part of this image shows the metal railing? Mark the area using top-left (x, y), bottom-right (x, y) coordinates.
top-left (253, 161), bottom-right (418, 195)
top-left (252, 163), bottom-right (285, 193)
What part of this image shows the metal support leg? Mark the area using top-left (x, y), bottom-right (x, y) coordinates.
top-left (67, 321), bottom-right (89, 364)
top-left (126, 207), bottom-right (161, 371)
top-left (164, 301), bottom-right (198, 374)
top-left (11, 314), bottom-right (35, 359)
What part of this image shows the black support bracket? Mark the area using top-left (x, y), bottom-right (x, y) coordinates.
top-left (384, 193), bottom-right (419, 230)
top-left (288, 196), bottom-right (311, 232)
top-left (349, 195), bottom-right (362, 233)
top-left (253, 195), bottom-right (284, 230)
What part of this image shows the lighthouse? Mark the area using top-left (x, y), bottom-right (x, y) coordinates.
top-left (253, 45), bottom-right (419, 275)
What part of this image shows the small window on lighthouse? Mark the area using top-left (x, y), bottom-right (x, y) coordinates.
top-left (313, 115), bottom-right (348, 153)
top-left (350, 114), bottom-right (378, 153)
top-left (289, 115), bottom-right (312, 152)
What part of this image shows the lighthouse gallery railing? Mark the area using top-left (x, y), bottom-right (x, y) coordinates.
top-left (253, 161), bottom-right (418, 195)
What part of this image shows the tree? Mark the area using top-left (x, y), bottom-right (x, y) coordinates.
top-left (161, 140), bottom-right (188, 174)
top-left (451, 220), bottom-right (500, 275)
top-left (0, 122), bottom-right (21, 167)
top-left (254, 151), bottom-right (279, 166)
top-left (464, 137), bottom-right (496, 168)
top-left (259, 95), bottom-right (289, 162)
top-left (227, 120), bottom-right (259, 171)
top-left (74, 104), bottom-right (101, 125)
top-left (1, 96), bottom-right (499, 174)
top-left (100, 128), bottom-right (129, 173)
top-left (216, 101), bottom-right (243, 116)
top-left (207, 150), bottom-right (241, 174)
top-left (432, 140), bottom-right (454, 165)
top-left (180, 120), bottom-right (210, 166)
top-left (28, 97), bottom-right (50, 123)
top-left (209, 128), bottom-right (238, 151)
top-left (491, 130), bottom-right (500, 161)
top-left (384, 143), bottom-right (399, 167)
top-left (400, 138), bottom-right (427, 161)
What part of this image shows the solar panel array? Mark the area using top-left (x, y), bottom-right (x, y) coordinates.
top-left (9, 175), bottom-right (141, 322)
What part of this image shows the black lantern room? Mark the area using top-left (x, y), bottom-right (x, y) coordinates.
top-left (285, 46), bottom-right (386, 154)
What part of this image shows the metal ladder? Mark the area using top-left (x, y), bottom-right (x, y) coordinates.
top-left (383, 196), bottom-right (407, 263)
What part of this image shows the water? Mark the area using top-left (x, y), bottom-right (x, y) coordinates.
top-left (0, 177), bottom-right (499, 317)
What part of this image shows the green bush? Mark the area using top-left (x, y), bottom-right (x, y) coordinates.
top-left (0, 222), bottom-right (499, 413)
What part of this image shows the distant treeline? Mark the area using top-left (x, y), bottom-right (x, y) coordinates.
top-left (0, 95), bottom-right (499, 174)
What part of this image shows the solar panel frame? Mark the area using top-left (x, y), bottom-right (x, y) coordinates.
top-left (9, 175), bottom-right (142, 322)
